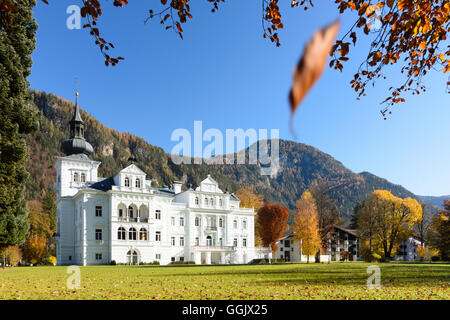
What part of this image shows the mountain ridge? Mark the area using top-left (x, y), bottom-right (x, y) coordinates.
top-left (26, 90), bottom-right (443, 223)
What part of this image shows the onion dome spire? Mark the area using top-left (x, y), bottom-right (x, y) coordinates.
top-left (61, 91), bottom-right (94, 156)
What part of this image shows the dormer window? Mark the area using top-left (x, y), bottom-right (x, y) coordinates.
top-left (135, 178), bottom-right (141, 188)
top-left (73, 172), bottom-right (79, 182)
top-left (81, 173), bottom-right (86, 183)
top-left (124, 177), bottom-right (130, 187)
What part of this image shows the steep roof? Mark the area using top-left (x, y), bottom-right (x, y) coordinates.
top-left (90, 177), bottom-right (115, 191)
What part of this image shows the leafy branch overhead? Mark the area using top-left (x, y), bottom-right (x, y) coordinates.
top-left (29, 0), bottom-right (450, 114)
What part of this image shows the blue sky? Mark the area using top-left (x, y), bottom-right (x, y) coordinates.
top-left (29, 1), bottom-right (449, 196)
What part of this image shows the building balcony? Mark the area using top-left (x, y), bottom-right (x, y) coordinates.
top-left (192, 245), bottom-right (236, 252)
top-left (116, 217), bottom-right (149, 223)
top-left (205, 226), bottom-right (217, 231)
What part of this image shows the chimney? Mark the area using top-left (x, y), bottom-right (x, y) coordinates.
top-left (173, 181), bottom-right (183, 194)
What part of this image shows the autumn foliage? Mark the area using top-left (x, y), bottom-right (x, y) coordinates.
top-left (356, 190), bottom-right (422, 260)
top-left (23, 234), bottom-right (47, 264)
top-left (427, 200), bottom-right (450, 260)
top-left (257, 202), bottom-right (289, 253)
top-left (236, 187), bottom-right (264, 246)
top-left (293, 191), bottom-right (321, 263)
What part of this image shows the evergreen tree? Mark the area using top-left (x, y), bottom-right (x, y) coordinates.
top-left (0, 0), bottom-right (38, 250)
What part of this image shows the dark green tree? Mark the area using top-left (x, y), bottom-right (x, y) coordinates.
top-left (0, 0), bottom-right (38, 251)
top-left (309, 179), bottom-right (339, 262)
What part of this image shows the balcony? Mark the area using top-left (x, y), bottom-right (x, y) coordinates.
top-left (205, 226), bottom-right (217, 231)
top-left (192, 245), bottom-right (236, 252)
top-left (117, 217), bottom-right (149, 223)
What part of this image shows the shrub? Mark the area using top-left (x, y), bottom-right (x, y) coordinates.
top-left (152, 261), bottom-right (160, 265)
top-left (372, 253), bottom-right (381, 261)
top-left (170, 261), bottom-right (185, 265)
top-left (185, 261), bottom-right (195, 264)
top-left (48, 256), bottom-right (57, 265)
top-left (340, 251), bottom-right (350, 261)
top-left (249, 258), bottom-right (270, 265)
top-left (110, 260), bottom-right (116, 265)
top-left (431, 256), bottom-right (440, 262)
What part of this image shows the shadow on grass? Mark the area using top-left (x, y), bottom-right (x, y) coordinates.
top-left (130, 262), bottom-right (450, 287)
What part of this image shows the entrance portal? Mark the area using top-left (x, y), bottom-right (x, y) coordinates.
top-left (127, 250), bottom-right (139, 265)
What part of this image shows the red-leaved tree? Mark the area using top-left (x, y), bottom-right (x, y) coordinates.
top-left (257, 201), bottom-right (289, 254)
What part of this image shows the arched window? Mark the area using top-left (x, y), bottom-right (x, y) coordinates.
top-left (80, 173), bottom-right (86, 183)
top-left (127, 250), bottom-right (139, 265)
top-left (219, 218), bottom-right (223, 228)
top-left (135, 178), bottom-right (141, 188)
top-left (73, 172), bottom-right (79, 182)
top-left (210, 198), bottom-right (214, 206)
top-left (195, 197), bottom-right (199, 205)
top-left (129, 227), bottom-right (137, 241)
top-left (205, 198), bottom-right (209, 206)
top-left (195, 216), bottom-right (200, 227)
top-left (128, 206), bottom-right (134, 219)
top-left (219, 199), bottom-right (223, 207)
top-left (206, 236), bottom-right (213, 246)
top-left (118, 227), bottom-right (126, 240)
top-left (124, 177), bottom-right (130, 187)
top-left (243, 220), bottom-right (247, 230)
top-left (139, 228), bottom-right (148, 241)
top-left (233, 220), bottom-right (238, 229)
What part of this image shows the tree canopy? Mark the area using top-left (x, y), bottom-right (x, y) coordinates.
top-left (293, 191), bottom-right (321, 263)
top-left (257, 201), bottom-right (289, 253)
top-left (356, 189), bottom-right (422, 260)
top-left (0, 0), bottom-right (38, 250)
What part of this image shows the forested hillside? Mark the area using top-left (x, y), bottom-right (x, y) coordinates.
top-left (26, 90), bottom-right (440, 222)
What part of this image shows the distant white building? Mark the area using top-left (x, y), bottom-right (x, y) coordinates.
top-left (54, 93), bottom-right (270, 266)
top-left (393, 234), bottom-right (421, 261)
top-left (274, 226), bottom-right (360, 262)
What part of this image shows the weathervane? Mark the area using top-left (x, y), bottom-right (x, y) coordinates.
top-left (74, 77), bottom-right (81, 101)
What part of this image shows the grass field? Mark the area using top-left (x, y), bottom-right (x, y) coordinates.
top-left (0, 262), bottom-right (449, 300)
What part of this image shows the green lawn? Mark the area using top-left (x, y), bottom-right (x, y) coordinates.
top-left (0, 262), bottom-right (449, 300)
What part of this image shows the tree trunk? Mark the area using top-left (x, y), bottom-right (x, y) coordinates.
top-left (314, 249), bottom-right (320, 263)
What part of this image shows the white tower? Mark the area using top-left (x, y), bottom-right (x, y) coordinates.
top-left (53, 91), bottom-right (100, 198)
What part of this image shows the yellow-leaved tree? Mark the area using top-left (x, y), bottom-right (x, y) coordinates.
top-left (293, 191), bottom-right (321, 263)
top-left (357, 190), bottom-right (422, 260)
top-left (236, 187), bottom-right (264, 246)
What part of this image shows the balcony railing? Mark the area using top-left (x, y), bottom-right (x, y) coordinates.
top-left (117, 217), bottom-right (149, 223)
top-left (192, 245), bottom-right (236, 250)
top-left (205, 226), bottom-right (217, 231)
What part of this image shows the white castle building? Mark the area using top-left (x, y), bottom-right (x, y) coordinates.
top-left (54, 93), bottom-right (270, 266)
